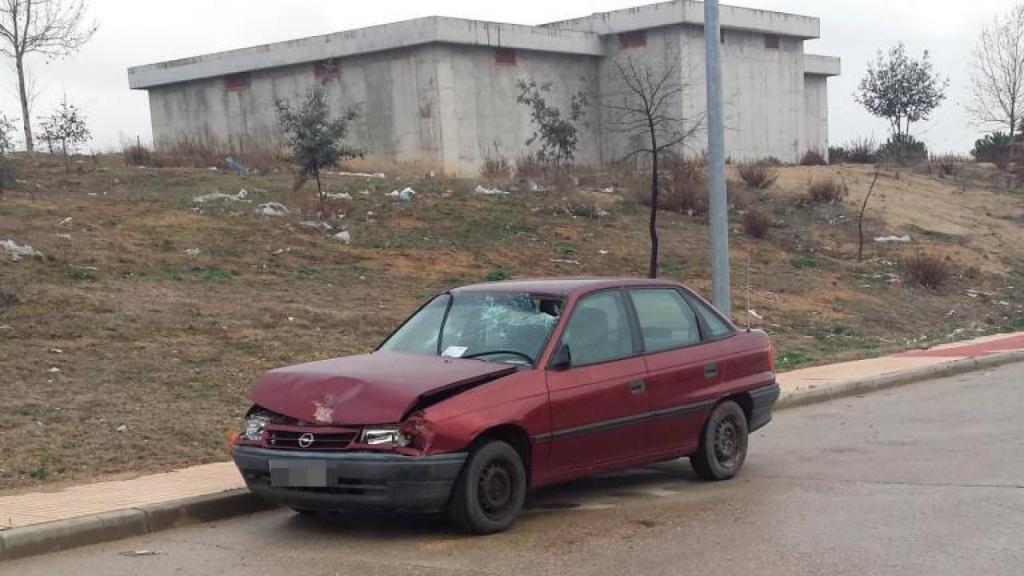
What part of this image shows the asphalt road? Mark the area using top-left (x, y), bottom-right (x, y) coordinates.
top-left (4, 362), bottom-right (1023, 576)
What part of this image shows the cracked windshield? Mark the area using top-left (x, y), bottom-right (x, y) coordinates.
top-left (380, 292), bottom-right (563, 366)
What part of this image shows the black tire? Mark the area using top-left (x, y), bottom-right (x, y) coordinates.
top-left (448, 440), bottom-right (527, 534)
top-left (690, 400), bottom-right (749, 481)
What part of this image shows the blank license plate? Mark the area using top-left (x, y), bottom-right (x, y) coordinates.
top-left (269, 460), bottom-right (328, 487)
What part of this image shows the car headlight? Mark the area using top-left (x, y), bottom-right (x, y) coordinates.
top-left (360, 426), bottom-right (409, 447)
top-left (242, 415), bottom-right (269, 442)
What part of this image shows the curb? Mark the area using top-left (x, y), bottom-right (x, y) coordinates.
top-left (776, 350), bottom-right (1024, 410)
top-left (0, 489), bottom-right (274, 563)
top-left (2, 351), bottom-right (1022, 563)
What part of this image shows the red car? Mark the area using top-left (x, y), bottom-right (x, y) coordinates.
top-left (232, 278), bottom-right (778, 533)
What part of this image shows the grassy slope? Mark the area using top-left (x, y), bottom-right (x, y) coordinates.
top-left (0, 156), bottom-right (1022, 490)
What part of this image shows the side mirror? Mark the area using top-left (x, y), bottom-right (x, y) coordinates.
top-left (549, 343), bottom-right (572, 370)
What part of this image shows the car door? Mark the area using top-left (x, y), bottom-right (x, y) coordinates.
top-left (627, 288), bottom-right (722, 457)
top-left (544, 289), bottom-right (648, 474)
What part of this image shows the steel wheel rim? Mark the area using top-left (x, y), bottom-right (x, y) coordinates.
top-left (478, 461), bottom-right (515, 519)
top-left (714, 416), bottom-right (740, 468)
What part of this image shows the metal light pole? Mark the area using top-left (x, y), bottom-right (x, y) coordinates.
top-left (703, 0), bottom-right (731, 317)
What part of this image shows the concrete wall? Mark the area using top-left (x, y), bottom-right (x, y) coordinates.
top-left (803, 74), bottom-right (829, 158)
top-left (596, 24), bottom-right (811, 164)
top-left (148, 43), bottom-right (601, 174)
top-left (148, 44), bottom-right (448, 166)
top-left (439, 45), bottom-right (600, 173)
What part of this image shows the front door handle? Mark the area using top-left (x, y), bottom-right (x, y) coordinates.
top-left (704, 363), bottom-right (719, 379)
top-left (628, 379), bottom-right (646, 394)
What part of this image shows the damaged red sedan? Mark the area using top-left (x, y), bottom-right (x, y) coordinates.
top-left (232, 278), bottom-right (778, 533)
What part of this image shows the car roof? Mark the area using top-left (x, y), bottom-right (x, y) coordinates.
top-left (452, 277), bottom-right (690, 297)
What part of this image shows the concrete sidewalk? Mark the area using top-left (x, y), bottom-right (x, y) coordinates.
top-left (2, 331), bottom-right (1023, 535)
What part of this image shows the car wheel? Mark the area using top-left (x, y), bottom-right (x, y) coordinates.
top-left (448, 439), bottom-right (526, 534)
top-left (690, 400), bottom-right (749, 481)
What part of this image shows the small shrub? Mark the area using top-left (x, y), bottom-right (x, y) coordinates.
top-left (485, 268), bottom-right (509, 282)
top-left (481, 145), bottom-right (512, 183)
top-left (971, 131), bottom-right (1016, 165)
top-left (737, 160), bottom-right (779, 189)
top-left (514, 152), bottom-right (545, 182)
top-left (828, 145), bottom-right (848, 164)
top-left (845, 137), bottom-right (878, 164)
top-left (742, 210), bottom-right (771, 238)
top-left (879, 134), bottom-right (928, 164)
top-left (123, 139), bottom-right (152, 166)
top-left (800, 150), bottom-right (827, 166)
top-left (904, 253), bottom-right (950, 289)
top-left (807, 178), bottom-right (847, 204)
top-left (0, 157), bottom-right (15, 193)
top-left (931, 154), bottom-right (963, 178)
top-left (660, 155), bottom-right (708, 214)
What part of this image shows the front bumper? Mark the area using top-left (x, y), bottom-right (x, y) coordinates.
top-left (232, 446), bottom-right (467, 511)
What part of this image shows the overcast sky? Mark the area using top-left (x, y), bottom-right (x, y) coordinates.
top-left (1, 0), bottom-right (1019, 153)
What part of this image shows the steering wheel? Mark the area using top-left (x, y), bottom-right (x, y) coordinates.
top-left (463, 350), bottom-right (535, 366)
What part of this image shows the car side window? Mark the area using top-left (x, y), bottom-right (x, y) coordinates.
top-left (561, 291), bottom-right (634, 366)
top-left (629, 289), bottom-right (702, 352)
top-left (685, 294), bottom-right (734, 339)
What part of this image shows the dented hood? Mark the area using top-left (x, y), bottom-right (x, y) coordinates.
top-left (248, 351), bottom-right (517, 425)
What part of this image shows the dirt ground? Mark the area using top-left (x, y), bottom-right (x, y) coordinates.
top-left (0, 155), bottom-right (1022, 490)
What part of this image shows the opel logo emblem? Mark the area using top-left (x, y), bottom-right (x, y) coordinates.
top-left (298, 433), bottom-right (315, 448)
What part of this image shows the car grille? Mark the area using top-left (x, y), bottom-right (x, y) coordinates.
top-left (265, 425), bottom-right (358, 451)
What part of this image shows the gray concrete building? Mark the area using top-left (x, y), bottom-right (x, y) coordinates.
top-left (128, 0), bottom-right (840, 175)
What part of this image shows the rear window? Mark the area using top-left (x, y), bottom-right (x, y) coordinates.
top-left (686, 294), bottom-right (734, 339)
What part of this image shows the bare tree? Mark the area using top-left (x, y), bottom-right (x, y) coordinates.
top-left (967, 3), bottom-right (1024, 166)
top-left (604, 53), bottom-right (704, 278)
top-left (0, 0), bottom-right (97, 152)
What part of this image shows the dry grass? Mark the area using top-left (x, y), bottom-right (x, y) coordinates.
top-left (800, 150), bottom-right (827, 166)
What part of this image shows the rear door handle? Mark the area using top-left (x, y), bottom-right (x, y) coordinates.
top-left (628, 379), bottom-right (646, 394)
top-left (704, 363), bottom-right (719, 379)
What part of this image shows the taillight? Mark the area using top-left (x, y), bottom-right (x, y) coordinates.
top-left (767, 341), bottom-right (775, 372)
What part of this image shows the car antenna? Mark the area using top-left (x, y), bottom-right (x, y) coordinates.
top-left (746, 249), bottom-right (752, 332)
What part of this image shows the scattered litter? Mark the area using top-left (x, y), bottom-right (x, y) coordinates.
top-left (598, 250), bottom-right (609, 255)
top-left (387, 187), bottom-right (416, 201)
top-left (272, 247), bottom-right (293, 255)
top-left (225, 156), bottom-right (251, 174)
top-left (57, 233), bottom-right (72, 241)
top-left (748, 309), bottom-right (764, 320)
top-left (333, 230), bottom-right (351, 244)
top-left (59, 217), bottom-right (73, 228)
top-left (1, 240), bottom-right (44, 261)
top-left (193, 189), bottom-right (248, 204)
top-left (334, 171), bottom-right (386, 179)
top-left (87, 192), bottom-right (97, 197)
top-left (120, 550), bottom-right (160, 557)
top-left (550, 258), bottom-right (580, 265)
top-left (255, 203), bottom-right (289, 217)
top-left (50, 348), bottom-right (64, 354)
top-left (474, 185), bottom-right (509, 196)
top-left (522, 180), bottom-right (541, 192)
top-left (299, 221), bottom-right (334, 231)
top-left (183, 248), bottom-right (202, 257)
top-left (324, 192), bottom-right (353, 201)
top-left (358, 190), bottom-right (370, 196)
top-left (287, 316), bottom-right (295, 322)
top-left (116, 425), bottom-right (128, 433)
top-left (874, 234), bottom-right (911, 243)
top-left (602, 186), bottom-right (615, 193)
top-left (207, 166), bottom-right (219, 172)
top-left (48, 367), bottom-right (61, 373)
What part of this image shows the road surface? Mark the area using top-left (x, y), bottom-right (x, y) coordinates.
top-left (3, 362), bottom-right (1022, 575)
